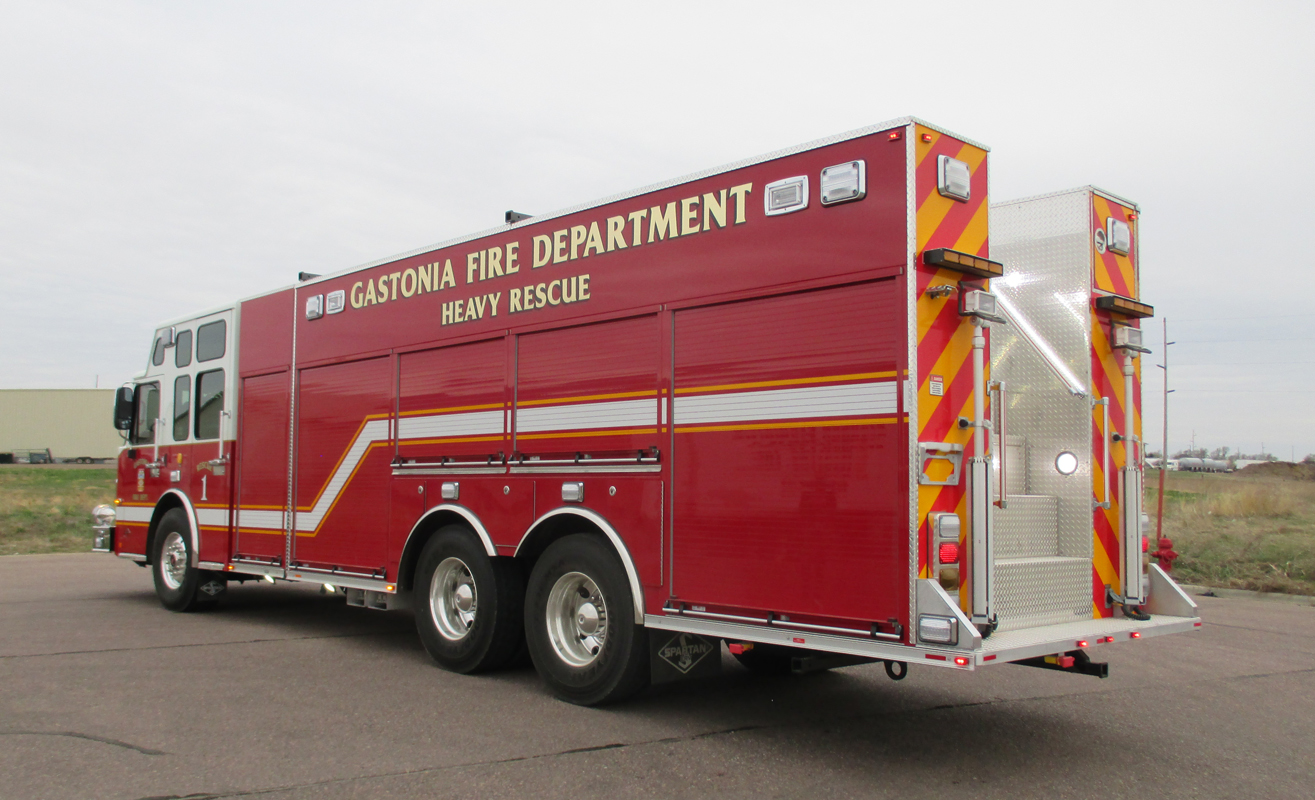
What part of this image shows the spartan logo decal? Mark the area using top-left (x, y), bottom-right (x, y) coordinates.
top-left (199, 580), bottom-right (227, 597)
top-left (657, 633), bottom-right (716, 674)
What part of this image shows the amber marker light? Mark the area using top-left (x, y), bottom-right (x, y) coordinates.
top-left (923, 248), bottom-right (1004, 279)
top-left (1096, 294), bottom-right (1154, 319)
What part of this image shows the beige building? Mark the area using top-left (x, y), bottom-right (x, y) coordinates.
top-left (0, 389), bottom-right (124, 461)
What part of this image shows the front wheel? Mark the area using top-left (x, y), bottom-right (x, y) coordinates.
top-left (525, 534), bottom-right (649, 706)
top-left (152, 508), bottom-right (221, 612)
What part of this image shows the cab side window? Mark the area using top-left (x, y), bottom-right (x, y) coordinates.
top-left (175, 330), bottom-right (192, 368)
top-left (197, 320), bottom-right (226, 362)
top-left (173, 375), bottom-right (191, 441)
top-left (132, 382), bottom-right (160, 445)
top-left (151, 336), bottom-right (166, 366)
top-left (195, 369), bottom-right (224, 440)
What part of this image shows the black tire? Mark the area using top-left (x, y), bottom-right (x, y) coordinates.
top-left (524, 534), bottom-right (649, 706)
top-left (731, 642), bottom-right (807, 676)
top-left (151, 508), bottom-right (218, 612)
top-left (414, 524), bottom-right (524, 674)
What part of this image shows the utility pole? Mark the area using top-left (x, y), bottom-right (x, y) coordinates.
top-left (1156, 319), bottom-right (1175, 542)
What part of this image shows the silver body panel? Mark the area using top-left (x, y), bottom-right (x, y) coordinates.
top-left (989, 188), bottom-right (1099, 631)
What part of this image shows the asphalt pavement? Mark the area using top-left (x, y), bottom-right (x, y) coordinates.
top-left (2, 553), bottom-right (1312, 800)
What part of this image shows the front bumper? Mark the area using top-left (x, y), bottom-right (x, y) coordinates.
top-left (91, 524), bottom-right (114, 553)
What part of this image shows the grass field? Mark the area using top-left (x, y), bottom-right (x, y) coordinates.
top-left (3, 463), bottom-right (1313, 596)
top-left (1145, 467), bottom-right (1315, 595)
top-left (0, 466), bottom-right (116, 556)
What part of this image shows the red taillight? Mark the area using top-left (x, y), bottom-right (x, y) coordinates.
top-left (938, 542), bottom-right (960, 564)
top-left (1130, 631), bottom-right (1141, 639)
top-left (954, 656), bottom-right (969, 666)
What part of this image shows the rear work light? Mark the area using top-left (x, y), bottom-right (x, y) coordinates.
top-left (1106, 217), bottom-right (1131, 255)
top-left (1112, 326), bottom-right (1151, 353)
top-left (918, 614), bottom-right (958, 646)
top-left (937, 155), bottom-right (971, 202)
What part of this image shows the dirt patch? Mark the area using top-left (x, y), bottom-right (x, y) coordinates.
top-left (1236, 461), bottom-right (1315, 481)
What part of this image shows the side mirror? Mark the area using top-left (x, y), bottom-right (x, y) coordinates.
top-left (114, 386), bottom-right (135, 430)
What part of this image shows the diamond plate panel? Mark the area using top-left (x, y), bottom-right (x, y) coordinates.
top-left (988, 189), bottom-right (1097, 630)
top-left (993, 556), bottom-right (1091, 631)
top-left (994, 495), bottom-right (1059, 559)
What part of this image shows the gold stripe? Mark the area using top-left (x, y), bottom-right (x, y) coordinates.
top-left (400, 434), bottom-right (504, 447)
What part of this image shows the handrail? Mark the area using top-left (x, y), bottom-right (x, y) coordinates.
top-left (993, 293), bottom-right (1088, 398)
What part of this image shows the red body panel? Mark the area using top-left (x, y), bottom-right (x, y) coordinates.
top-left (122, 123), bottom-right (971, 638)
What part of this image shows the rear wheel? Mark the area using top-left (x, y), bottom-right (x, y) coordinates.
top-left (152, 508), bottom-right (220, 612)
top-left (415, 524), bottom-right (524, 673)
top-left (525, 534), bottom-right (649, 705)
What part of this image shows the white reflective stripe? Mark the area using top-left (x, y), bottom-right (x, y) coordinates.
top-left (397, 409), bottom-right (502, 439)
top-left (237, 509), bottom-right (284, 530)
top-left (516, 398), bottom-right (656, 433)
top-left (116, 506), bottom-right (153, 523)
top-left (297, 418), bottom-right (390, 531)
top-left (674, 381), bottom-right (897, 425)
top-left (196, 508), bottom-right (230, 527)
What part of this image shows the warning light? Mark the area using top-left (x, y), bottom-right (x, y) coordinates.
top-left (1142, 535), bottom-right (1149, 553)
top-left (1130, 631), bottom-right (1142, 639)
top-left (938, 542), bottom-right (960, 565)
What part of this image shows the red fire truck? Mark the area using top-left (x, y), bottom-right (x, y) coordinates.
top-left (91, 117), bottom-right (1199, 705)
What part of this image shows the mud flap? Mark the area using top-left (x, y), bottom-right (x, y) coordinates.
top-left (649, 631), bottom-right (721, 684)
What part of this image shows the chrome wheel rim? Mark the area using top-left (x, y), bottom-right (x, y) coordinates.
top-left (160, 531), bottom-right (187, 590)
top-left (545, 571), bottom-right (607, 668)
top-left (430, 557), bottom-right (477, 641)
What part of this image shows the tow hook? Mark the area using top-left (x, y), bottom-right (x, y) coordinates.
top-left (883, 660), bottom-right (908, 681)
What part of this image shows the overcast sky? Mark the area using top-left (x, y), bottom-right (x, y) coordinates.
top-left (2, 1), bottom-right (1311, 459)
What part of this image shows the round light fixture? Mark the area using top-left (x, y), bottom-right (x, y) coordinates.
top-left (1055, 451), bottom-right (1079, 475)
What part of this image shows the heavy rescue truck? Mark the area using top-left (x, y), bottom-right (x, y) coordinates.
top-left (91, 117), bottom-right (1199, 704)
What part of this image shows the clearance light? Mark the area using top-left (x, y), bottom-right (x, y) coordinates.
top-left (923, 248), bottom-right (1004, 279)
top-left (921, 133), bottom-right (933, 143)
top-left (1130, 631), bottom-right (1142, 639)
top-left (1077, 640), bottom-right (1090, 649)
top-left (938, 542), bottom-right (960, 565)
top-left (888, 130), bottom-right (902, 141)
top-left (1095, 294), bottom-right (1154, 319)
